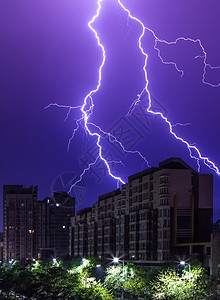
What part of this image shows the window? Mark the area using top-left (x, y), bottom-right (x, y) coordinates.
top-left (130, 243), bottom-right (135, 250)
top-left (130, 224), bottom-right (135, 231)
top-left (130, 214), bottom-right (136, 222)
top-left (139, 232), bottom-right (146, 240)
top-left (163, 241), bottom-right (169, 249)
top-left (139, 242), bottom-right (146, 250)
top-left (160, 176), bottom-right (169, 184)
top-left (130, 233), bottom-right (135, 241)
top-left (139, 253), bottom-right (146, 260)
top-left (163, 219), bottom-right (170, 228)
top-left (132, 186), bottom-right (138, 193)
top-left (139, 212), bottom-right (146, 221)
top-left (160, 187), bottom-right (169, 195)
top-left (163, 209), bottom-right (169, 217)
top-left (142, 182), bottom-right (148, 190)
top-left (139, 223), bottom-right (146, 231)
top-left (160, 198), bottom-right (169, 205)
top-left (143, 192), bottom-right (149, 200)
top-left (163, 230), bottom-right (169, 238)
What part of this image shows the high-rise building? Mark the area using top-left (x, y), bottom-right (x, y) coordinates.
top-left (71, 158), bottom-right (213, 264)
top-left (3, 185), bottom-right (38, 261)
top-left (210, 220), bottom-right (220, 276)
top-left (3, 186), bottom-right (75, 262)
top-left (38, 191), bottom-right (75, 259)
top-left (0, 232), bottom-right (3, 262)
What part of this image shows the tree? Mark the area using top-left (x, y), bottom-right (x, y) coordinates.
top-left (150, 266), bottom-right (212, 300)
top-left (104, 263), bottom-right (137, 298)
top-left (123, 265), bottom-right (157, 299)
top-left (104, 265), bottom-right (124, 297)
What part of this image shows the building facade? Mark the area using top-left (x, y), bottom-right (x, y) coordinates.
top-left (0, 232), bottom-right (3, 262)
top-left (71, 158), bottom-right (213, 263)
top-left (211, 220), bottom-right (220, 276)
top-left (38, 191), bottom-right (75, 259)
top-left (3, 185), bottom-right (38, 261)
top-left (3, 186), bottom-right (75, 262)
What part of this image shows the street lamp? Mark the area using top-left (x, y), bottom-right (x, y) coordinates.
top-left (113, 257), bottom-right (125, 299)
top-left (180, 260), bottom-right (191, 272)
top-left (82, 258), bottom-right (89, 287)
top-left (52, 258), bottom-right (57, 264)
top-left (113, 257), bottom-right (119, 264)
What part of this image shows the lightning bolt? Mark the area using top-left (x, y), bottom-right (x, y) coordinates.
top-left (47, 0), bottom-right (220, 191)
top-left (117, 0), bottom-right (220, 175)
top-left (172, 122), bottom-right (192, 128)
top-left (147, 32), bottom-right (220, 87)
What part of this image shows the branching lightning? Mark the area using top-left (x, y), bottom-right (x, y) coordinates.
top-left (47, 0), bottom-right (220, 191)
top-left (117, 0), bottom-right (220, 175)
top-left (172, 122), bottom-right (192, 128)
top-left (88, 121), bottom-right (151, 168)
top-left (146, 31), bottom-right (220, 87)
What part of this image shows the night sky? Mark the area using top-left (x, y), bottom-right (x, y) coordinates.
top-left (1, 0), bottom-right (220, 231)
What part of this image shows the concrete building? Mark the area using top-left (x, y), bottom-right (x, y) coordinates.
top-left (0, 232), bottom-right (3, 262)
top-left (211, 220), bottom-right (220, 276)
top-left (3, 186), bottom-right (75, 262)
top-left (71, 158), bottom-right (213, 265)
top-left (3, 185), bottom-right (38, 261)
top-left (38, 191), bottom-right (75, 259)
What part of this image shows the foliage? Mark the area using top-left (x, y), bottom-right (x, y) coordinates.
top-left (123, 265), bottom-right (157, 298)
top-left (0, 259), bottom-right (214, 300)
top-left (0, 260), bottom-right (114, 300)
top-left (150, 265), bottom-right (212, 300)
top-left (104, 263), bottom-right (136, 298)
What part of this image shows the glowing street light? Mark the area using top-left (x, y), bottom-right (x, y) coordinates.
top-left (52, 258), bottom-right (57, 264)
top-left (82, 258), bottom-right (89, 286)
top-left (113, 257), bottom-right (119, 264)
top-left (180, 260), bottom-right (191, 272)
top-left (82, 258), bottom-right (89, 266)
top-left (113, 257), bottom-right (125, 299)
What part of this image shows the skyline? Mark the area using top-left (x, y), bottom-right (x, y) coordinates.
top-left (0, 0), bottom-right (220, 231)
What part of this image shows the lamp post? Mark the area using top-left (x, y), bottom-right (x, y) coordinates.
top-left (180, 260), bottom-right (193, 297)
top-left (113, 257), bottom-right (125, 299)
top-left (52, 258), bottom-right (57, 264)
top-left (180, 260), bottom-right (191, 272)
top-left (82, 258), bottom-right (89, 287)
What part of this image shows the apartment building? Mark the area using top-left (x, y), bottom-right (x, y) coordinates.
top-left (71, 158), bottom-right (213, 263)
top-left (3, 186), bottom-right (75, 261)
top-left (38, 191), bottom-right (75, 259)
top-left (3, 185), bottom-right (38, 261)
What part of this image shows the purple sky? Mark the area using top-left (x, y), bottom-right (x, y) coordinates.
top-left (0, 0), bottom-right (220, 231)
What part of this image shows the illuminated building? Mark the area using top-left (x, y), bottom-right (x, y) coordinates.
top-left (71, 158), bottom-right (213, 264)
top-left (38, 191), bottom-right (75, 259)
top-left (3, 185), bottom-right (38, 261)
